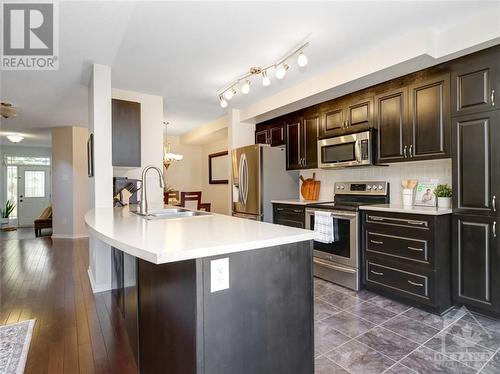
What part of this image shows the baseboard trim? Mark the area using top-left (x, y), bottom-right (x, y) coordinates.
top-left (87, 267), bottom-right (111, 293)
top-left (52, 233), bottom-right (89, 239)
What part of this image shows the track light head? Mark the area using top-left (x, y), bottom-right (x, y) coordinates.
top-left (219, 96), bottom-right (228, 108)
top-left (275, 64), bottom-right (289, 80)
top-left (297, 52), bottom-right (308, 67)
top-left (223, 88), bottom-right (236, 101)
top-left (241, 80), bottom-right (251, 94)
top-left (262, 71), bottom-right (271, 87)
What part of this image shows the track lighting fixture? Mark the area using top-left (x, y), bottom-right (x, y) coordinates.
top-left (262, 71), bottom-right (271, 87)
top-left (216, 34), bottom-right (310, 107)
top-left (241, 80), bottom-right (251, 94)
top-left (275, 64), bottom-right (289, 80)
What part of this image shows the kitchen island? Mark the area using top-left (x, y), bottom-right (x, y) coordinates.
top-left (85, 206), bottom-right (315, 374)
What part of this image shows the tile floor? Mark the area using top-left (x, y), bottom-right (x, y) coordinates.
top-left (314, 277), bottom-right (500, 374)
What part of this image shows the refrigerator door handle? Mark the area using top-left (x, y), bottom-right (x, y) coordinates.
top-left (242, 153), bottom-right (249, 206)
top-left (238, 153), bottom-right (244, 204)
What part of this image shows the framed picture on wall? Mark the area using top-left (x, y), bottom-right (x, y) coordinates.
top-left (208, 151), bottom-right (228, 184)
top-left (87, 133), bottom-right (94, 177)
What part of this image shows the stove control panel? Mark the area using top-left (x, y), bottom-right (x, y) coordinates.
top-left (334, 181), bottom-right (388, 195)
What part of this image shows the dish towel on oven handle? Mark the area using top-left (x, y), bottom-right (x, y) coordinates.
top-left (314, 210), bottom-right (336, 244)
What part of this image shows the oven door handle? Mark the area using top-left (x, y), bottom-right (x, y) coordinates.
top-left (313, 258), bottom-right (357, 274)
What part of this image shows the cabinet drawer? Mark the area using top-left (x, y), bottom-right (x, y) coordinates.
top-left (366, 260), bottom-right (429, 299)
top-left (273, 204), bottom-right (305, 226)
top-left (366, 213), bottom-right (431, 230)
top-left (366, 231), bottom-right (429, 264)
top-left (274, 218), bottom-right (305, 229)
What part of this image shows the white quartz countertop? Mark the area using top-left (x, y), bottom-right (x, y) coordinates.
top-left (359, 204), bottom-right (452, 216)
top-left (84, 206), bottom-right (315, 264)
top-left (271, 199), bottom-right (331, 206)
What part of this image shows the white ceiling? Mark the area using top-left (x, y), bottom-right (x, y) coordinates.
top-left (1, 1), bottom-right (499, 137)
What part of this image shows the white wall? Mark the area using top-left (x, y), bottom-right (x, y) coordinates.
top-left (300, 159), bottom-right (452, 204)
top-left (0, 145), bottom-right (52, 209)
top-left (164, 135), bottom-right (203, 192)
top-left (112, 88), bottom-right (164, 203)
top-left (201, 134), bottom-right (229, 214)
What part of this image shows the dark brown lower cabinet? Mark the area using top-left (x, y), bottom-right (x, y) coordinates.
top-left (273, 203), bottom-right (305, 228)
top-left (362, 211), bottom-right (452, 314)
top-left (452, 214), bottom-right (500, 317)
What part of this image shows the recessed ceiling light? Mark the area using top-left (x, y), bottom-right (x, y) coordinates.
top-left (262, 71), bottom-right (271, 87)
top-left (6, 134), bottom-right (23, 143)
top-left (275, 64), bottom-right (289, 80)
top-left (241, 80), bottom-right (251, 94)
top-left (297, 52), bottom-right (308, 67)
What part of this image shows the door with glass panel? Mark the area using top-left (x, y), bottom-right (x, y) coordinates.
top-left (17, 166), bottom-right (51, 227)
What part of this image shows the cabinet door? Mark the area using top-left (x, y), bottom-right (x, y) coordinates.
top-left (319, 101), bottom-right (345, 138)
top-left (345, 96), bottom-right (373, 132)
top-left (269, 123), bottom-right (285, 147)
top-left (375, 88), bottom-right (409, 163)
top-left (452, 111), bottom-right (500, 216)
top-left (285, 119), bottom-right (302, 170)
top-left (302, 113), bottom-right (319, 169)
top-left (255, 127), bottom-right (269, 145)
top-left (453, 214), bottom-right (499, 312)
top-left (451, 51), bottom-right (499, 116)
top-left (408, 74), bottom-right (450, 160)
top-left (112, 99), bottom-right (141, 167)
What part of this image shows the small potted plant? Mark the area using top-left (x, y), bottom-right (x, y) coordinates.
top-left (1, 200), bottom-right (16, 229)
top-left (435, 184), bottom-right (452, 209)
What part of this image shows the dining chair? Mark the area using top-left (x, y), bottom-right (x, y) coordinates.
top-left (180, 191), bottom-right (211, 212)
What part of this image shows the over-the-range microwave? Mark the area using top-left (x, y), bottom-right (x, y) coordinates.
top-left (317, 130), bottom-right (373, 169)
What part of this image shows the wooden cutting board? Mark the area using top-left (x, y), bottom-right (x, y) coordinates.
top-left (300, 173), bottom-right (321, 201)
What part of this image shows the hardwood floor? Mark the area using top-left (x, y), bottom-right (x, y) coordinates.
top-left (0, 235), bottom-right (137, 374)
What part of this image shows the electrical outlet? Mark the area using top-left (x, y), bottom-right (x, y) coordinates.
top-left (210, 257), bottom-right (229, 293)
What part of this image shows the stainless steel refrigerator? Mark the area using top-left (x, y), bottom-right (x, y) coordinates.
top-left (232, 144), bottom-right (299, 222)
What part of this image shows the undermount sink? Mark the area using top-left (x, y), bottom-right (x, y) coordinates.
top-left (131, 207), bottom-right (211, 220)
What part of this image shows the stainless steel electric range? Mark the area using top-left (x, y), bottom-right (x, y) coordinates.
top-left (305, 181), bottom-right (389, 290)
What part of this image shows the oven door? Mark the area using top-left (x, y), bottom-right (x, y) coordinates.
top-left (305, 208), bottom-right (358, 268)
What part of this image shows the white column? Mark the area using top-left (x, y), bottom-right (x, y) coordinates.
top-left (87, 64), bottom-right (113, 293)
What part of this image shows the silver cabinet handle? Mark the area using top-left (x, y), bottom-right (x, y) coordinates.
top-left (409, 144), bottom-right (413, 158)
top-left (408, 246), bottom-right (424, 252)
top-left (370, 216), bottom-right (384, 221)
top-left (493, 196), bottom-right (497, 212)
top-left (403, 145), bottom-right (408, 158)
top-left (370, 270), bottom-right (384, 276)
top-left (492, 89), bottom-right (496, 107)
top-left (494, 221), bottom-right (497, 238)
top-left (293, 209), bottom-right (302, 213)
top-left (408, 280), bottom-right (424, 287)
top-left (276, 207), bottom-right (284, 211)
top-left (370, 240), bottom-right (384, 245)
top-left (345, 120), bottom-right (349, 128)
top-left (407, 220), bottom-right (426, 226)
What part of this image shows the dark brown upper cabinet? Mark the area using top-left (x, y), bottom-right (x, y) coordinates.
top-left (452, 111), bottom-right (500, 217)
top-left (112, 99), bottom-right (141, 167)
top-left (255, 120), bottom-right (285, 147)
top-left (451, 50), bottom-right (499, 117)
top-left (375, 87), bottom-right (408, 163)
top-left (408, 73), bottom-right (450, 160)
top-left (452, 214), bottom-right (499, 313)
top-left (319, 95), bottom-right (373, 138)
top-left (285, 110), bottom-right (318, 170)
top-left (376, 74), bottom-right (451, 164)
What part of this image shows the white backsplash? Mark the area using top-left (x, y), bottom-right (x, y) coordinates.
top-left (300, 159), bottom-right (452, 204)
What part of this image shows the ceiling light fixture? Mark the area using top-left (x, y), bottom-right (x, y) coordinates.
top-left (216, 34), bottom-right (310, 107)
top-left (6, 134), bottom-right (23, 143)
top-left (262, 71), bottom-right (271, 87)
top-left (241, 80), bottom-right (251, 94)
top-left (275, 63), bottom-right (289, 80)
top-left (297, 51), bottom-right (308, 67)
top-left (219, 96), bottom-right (228, 108)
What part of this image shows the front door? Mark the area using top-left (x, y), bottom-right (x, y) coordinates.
top-left (17, 166), bottom-right (51, 227)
